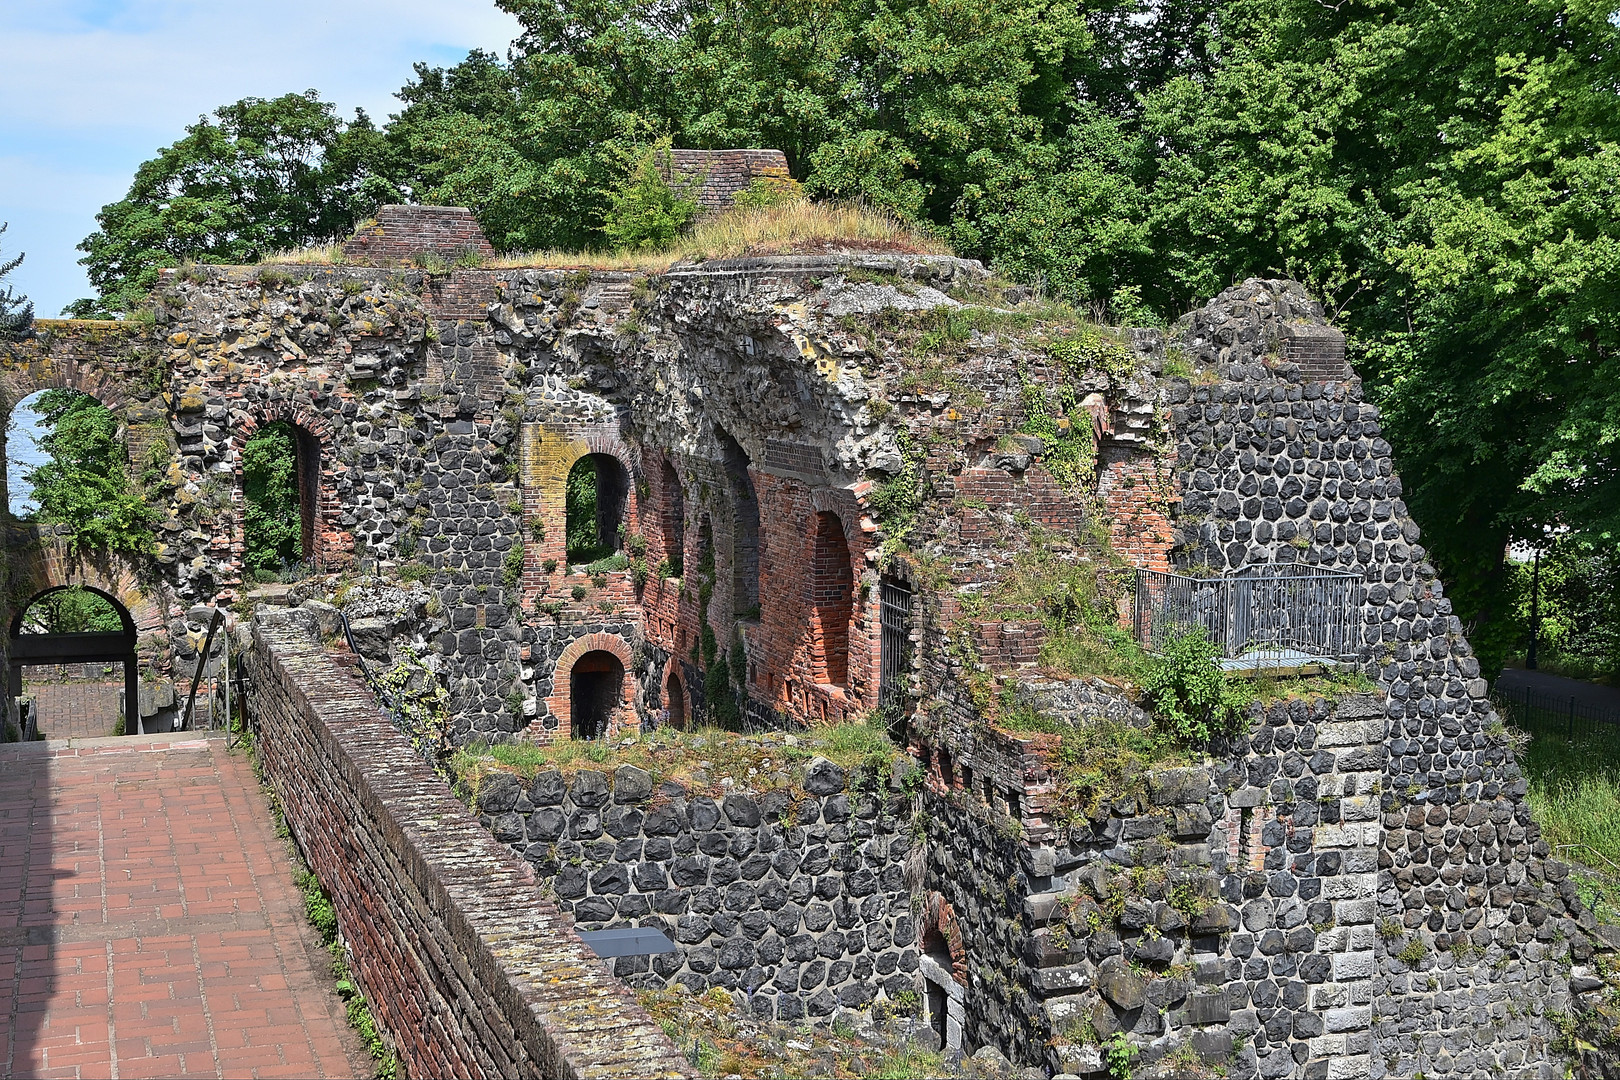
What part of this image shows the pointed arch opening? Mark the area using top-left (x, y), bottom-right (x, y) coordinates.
top-left (717, 430), bottom-right (759, 618)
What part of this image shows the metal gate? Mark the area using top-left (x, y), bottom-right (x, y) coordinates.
top-left (879, 577), bottom-right (912, 710)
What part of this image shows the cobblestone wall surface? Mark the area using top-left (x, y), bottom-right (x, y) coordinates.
top-left (245, 609), bottom-right (693, 1080)
top-left (474, 750), bottom-right (920, 1023)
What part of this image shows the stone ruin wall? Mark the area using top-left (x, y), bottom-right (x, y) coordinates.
top-left (0, 205), bottom-right (1612, 1078)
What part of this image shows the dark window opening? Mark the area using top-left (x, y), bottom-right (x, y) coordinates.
top-left (940, 747), bottom-right (955, 790)
top-left (961, 764), bottom-right (974, 799)
top-left (924, 979), bottom-right (948, 1048)
top-left (570, 650), bottom-right (623, 740)
top-left (811, 511), bottom-right (854, 687)
top-left (244, 420), bottom-right (320, 582)
top-left (666, 672), bottom-right (687, 729)
top-left (879, 577), bottom-right (913, 715)
top-left (566, 454), bottom-right (630, 564)
top-left (660, 460), bottom-right (684, 577)
top-left (1006, 787), bottom-right (1021, 822)
top-left (718, 430), bottom-right (759, 617)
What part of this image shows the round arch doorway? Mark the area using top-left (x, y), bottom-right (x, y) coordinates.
top-left (569, 649), bottom-right (625, 740)
top-left (8, 585), bottom-right (140, 739)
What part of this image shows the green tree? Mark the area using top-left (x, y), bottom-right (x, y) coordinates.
top-left (242, 423), bottom-right (301, 578)
top-left (24, 390), bottom-right (154, 556)
top-left (69, 92), bottom-right (395, 316)
top-left (17, 587), bottom-right (123, 634)
top-left (0, 222), bottom-right (33, 340)
top-left (601, 140), bottom-right (698, 250)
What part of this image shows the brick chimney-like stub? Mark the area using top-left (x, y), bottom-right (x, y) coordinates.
top-left (342, 205), bottom-right (498, 267)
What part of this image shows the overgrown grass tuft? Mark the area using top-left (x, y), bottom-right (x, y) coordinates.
top-left (450, 717), bottom-right (901, 805)
top-left (489, 200), bottom-right (951, 271)
top-left (1524, 730), bottom-right (1620, 873)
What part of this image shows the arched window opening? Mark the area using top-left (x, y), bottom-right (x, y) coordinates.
top-left (718, 431), bottom-right (759, 618)
top-left (920, 924), bottom-right (955, 1049)
top-left (244, 421), bottom-right (320, 583)
top-left (566, 453), bottom-right (630, 565)
top-left (660, 460), bottom-right (684, 577)
top-left (16, 585), bottom-right (122, 635)
top-left (810, 511), bottom-right (854, 687)
top-left (569, 649), bottom-right (624, 740)
top-left (665, 670), bottom-right (687, 729)
top-left (6, 389), bottom-right (150, 553)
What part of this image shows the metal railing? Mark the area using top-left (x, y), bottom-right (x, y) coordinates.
top-left (1134, 565), bottom-right (1362, 665)
top-left (1494, 682), bottom-right (1620, 742)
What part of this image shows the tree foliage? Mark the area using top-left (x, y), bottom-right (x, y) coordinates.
top-left (73, 0), bottom-right (1620, 671)
top-left (242, 422), bottom-right (302, 578)
top-left (69, 92), bottom-right (395, 316)
top-left (24, 390), bottom-right (155, 556)
top-left (17, 587), bottom-right (123, 635)
top-left (0, 223), bottom-right (33, 340)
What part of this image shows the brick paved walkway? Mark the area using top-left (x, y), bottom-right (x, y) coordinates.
top-left (23, 680), bottom-right (124, 741)
top-left (0, 733), bottom-right (365, 1079)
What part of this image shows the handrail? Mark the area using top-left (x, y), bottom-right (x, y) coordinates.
top-left (179, 607), bottom-right (228, 732)
top-left (337, 608), bottom-right (407, 729)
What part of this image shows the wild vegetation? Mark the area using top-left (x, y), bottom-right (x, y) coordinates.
top-left (449, 717), bottom-right (899, 804)
top-left (0, 222), bottom-right (32, 340)
top-left (242, 422), bottom-right (303, 581)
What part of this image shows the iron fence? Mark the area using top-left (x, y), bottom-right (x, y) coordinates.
top-left (1494, 682), bottom-right (1620, 742)
top-left (1134, 565), bottom-right (1362, 666)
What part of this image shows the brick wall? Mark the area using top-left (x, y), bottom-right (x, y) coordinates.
top-left (666, 150), bottom-right (793, 215)
top-left (342, 205), bottom-right (497, 266)
top-left (245, 610), bottom-right (692, 1079)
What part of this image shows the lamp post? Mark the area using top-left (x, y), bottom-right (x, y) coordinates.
top-left (1527, 549), bottom-right (1541, 670)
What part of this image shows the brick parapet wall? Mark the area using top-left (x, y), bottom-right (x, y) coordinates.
top-left (245, 611), bottom-right (692, 1079)
top-left (665, 150), bottom-right (792, 215)
top-left (342, 205), bottom-right (497, 267)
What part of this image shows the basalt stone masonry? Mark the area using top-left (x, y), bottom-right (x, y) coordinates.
top-left (4, 200), bottom-right (1614, 1078)
top-left (473, 751), bottom-right (919, 1023)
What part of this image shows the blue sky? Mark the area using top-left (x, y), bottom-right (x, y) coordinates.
top-left (0, 0), bottom-right (521, 317)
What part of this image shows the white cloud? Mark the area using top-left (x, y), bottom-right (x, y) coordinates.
top-left (0, 0), bottom-right (522, 314)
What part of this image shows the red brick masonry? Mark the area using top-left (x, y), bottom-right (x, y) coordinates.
top-left (0, 732), bottom-right (365, 1079)
top-left (245, 613), bottom-right (693, 1080)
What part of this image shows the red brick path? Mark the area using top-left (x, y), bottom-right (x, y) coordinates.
top-left (23, 680), bottom-right (124, 741)
top-left (0, 733), bottom-right (366, 1079)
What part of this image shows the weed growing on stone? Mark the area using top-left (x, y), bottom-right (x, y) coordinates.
top-left (450, 718), bottom-right (901, 799)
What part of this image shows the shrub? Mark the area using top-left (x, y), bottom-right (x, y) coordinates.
top-left (602, 139), bottom-right (699, 252)
top-left (1140, 628), bottom-right (1247, 743)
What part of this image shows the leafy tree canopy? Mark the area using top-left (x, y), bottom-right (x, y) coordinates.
top-left (17, 586), bottom-right (124, 635)
top-left (69, 92), bottom-right (396, 316)
top-left (23, 390), bottom-right (155, 557)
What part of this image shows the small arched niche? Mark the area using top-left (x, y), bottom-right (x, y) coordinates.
top-left (569, 649), bottom-right (624, 740)
top-left (566, 453), bottom-right (631, 565)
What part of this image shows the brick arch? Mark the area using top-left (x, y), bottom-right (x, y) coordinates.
top-left (0, 350), bottom-right (142, 417)
top-left (919, 891), bottom-right (967, 985)
top-left (524, 425), bottom-right (644, 580)
top-left (543, 631), bottom-right (639, 740)
top-left (232, 404), bottom-right (347, 576)
top-left (6, 536), bottom-right (166, 637)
